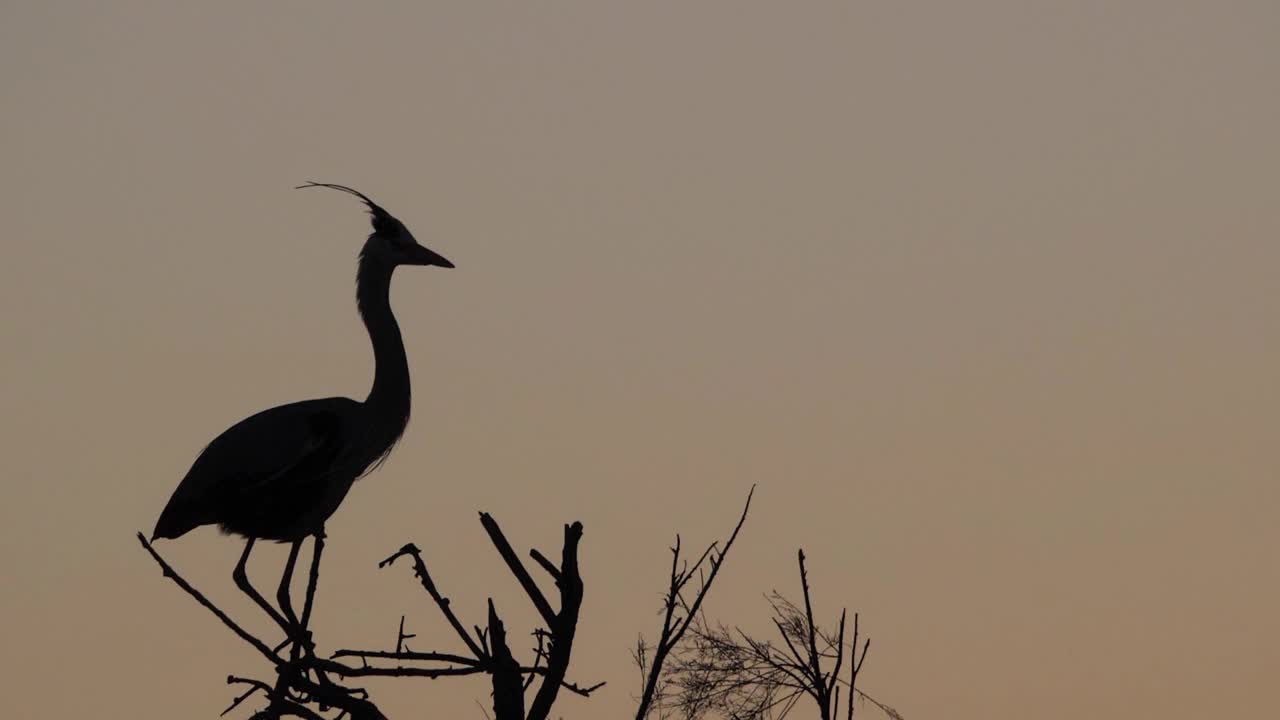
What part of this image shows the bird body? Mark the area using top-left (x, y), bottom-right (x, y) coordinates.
top-left (153, 397), bottom-right (363, 541)
top-left (152, 183), bottom-right (452, 544)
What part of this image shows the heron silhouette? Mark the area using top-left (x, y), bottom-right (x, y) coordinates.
top-left (151, 182), bottom-right (453, 643)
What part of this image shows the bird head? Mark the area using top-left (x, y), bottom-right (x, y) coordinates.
top-left (296, 181), bottom-right (455, 269)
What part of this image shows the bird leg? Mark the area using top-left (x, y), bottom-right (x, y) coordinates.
top-left (299, 531), bottom-right (325, 633)
top-left (276, 539), bottom-right (306, 648)
top-left (232, 538), bottom-right (292, 635)
top-left (299, 531), bottom-right (339, 684)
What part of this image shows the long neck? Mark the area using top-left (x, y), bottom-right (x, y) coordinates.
top-left (356, 255), bottom-right (411, 427)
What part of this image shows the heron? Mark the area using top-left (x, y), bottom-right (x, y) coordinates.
top-left (151, 182), bottom-right (453, 644)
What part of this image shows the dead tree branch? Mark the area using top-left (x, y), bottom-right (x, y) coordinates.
top-left (138, 513), bottom-right (596, 720)
top-left (634, 485), bottom-right (755, 720)
top-left (353, 516), bottom-right (598, 720)
top-left (141, 493), bottom-right (896, 720)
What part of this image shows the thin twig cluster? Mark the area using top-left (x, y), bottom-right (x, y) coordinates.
top-left (638, 546), bottom-right (902, 720)
top-left (634, 487), bottom-right (755, 720)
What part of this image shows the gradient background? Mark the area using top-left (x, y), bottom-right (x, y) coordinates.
top-left (2, 2), bottom-right (1277, 718)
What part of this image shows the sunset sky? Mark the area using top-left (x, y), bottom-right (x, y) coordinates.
top-left (2, 2), bottom-right (1277, 718)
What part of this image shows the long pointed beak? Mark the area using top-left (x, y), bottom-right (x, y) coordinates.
top-left (410, 244), bottom-right (455, 268)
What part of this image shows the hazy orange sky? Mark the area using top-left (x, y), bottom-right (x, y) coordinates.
top-left (2, 2), bottom-right (1277, 718)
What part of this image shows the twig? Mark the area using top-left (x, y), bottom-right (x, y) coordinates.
top-left (558, 679), bottom-right (606, 697)
top-left (797, 549), bottom-right (826, 712)
top-left (222, 676), bottom-right (272, 717)
top-left (264, 696), bottom-right (328, 720)
top-left (394, 615), bottom-right (415, 654)
top-left (136, 532), bottom-right (281, 666)
top-left (327, 650), bottom-right (605, 698)
top-left (479, 512), bottom-right (557, 626)
top-left (846, 612), bottom-right (871, 720)
top-left (635, 486), bottom-right (754, 720)
top-left (331, 649), bottom-right (481, 667)
top-left (528, 548), bottom-right (562, 583)
top-left (827, 609), bottom-right (847, 703)
top-left (380, 543), bottom-right (488, 661)
top-left (315, 657), bottom-right (485, 680)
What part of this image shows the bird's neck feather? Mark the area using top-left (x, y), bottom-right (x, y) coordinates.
top-left (356, 255), bottom-right (411, 431)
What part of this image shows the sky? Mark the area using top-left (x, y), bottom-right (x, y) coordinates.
top-left (1, 2), bottom-right (1277, 718)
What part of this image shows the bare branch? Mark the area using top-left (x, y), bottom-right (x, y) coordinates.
top-left (136, 532), bottom-right (281, 666)
top-left (635, 486), bottom-right (754, 720)
top-left (528, 548), bottom-right (562, 583)
top-left (313, 657), bottom-right (485, 680)
top-left (487, 599), bottom-right (526, 720)
top-left (827, 609), bottom-right (847, 702)
top-left (559, 679), bottom-right (606, 697)
top-left (479, 512), bottom-right (557, 627)
top-left (379, 543), bottom-right (488, 661)
top-left (526, 521), bottom-right (585, 720)
top-left (222, 676), bottom-right (271, 717)
top-left (797, 549), bottom-right (825, 706)
top-left (331, 649), bottom-right (482, 667)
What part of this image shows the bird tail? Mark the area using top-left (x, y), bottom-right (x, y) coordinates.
top-left (151, 500), bottom-right (205, 540)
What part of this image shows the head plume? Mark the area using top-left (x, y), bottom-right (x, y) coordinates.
top-left (296, 181), bottom-right (400, 235)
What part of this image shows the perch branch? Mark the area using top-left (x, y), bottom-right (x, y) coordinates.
top-left (136, 532), bottom-right (281, 666)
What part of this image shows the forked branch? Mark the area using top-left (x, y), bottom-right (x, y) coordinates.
top-left (355, 516), bottom-right (597, 720)
top-left (634, 485), bottom-right (755, 720)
